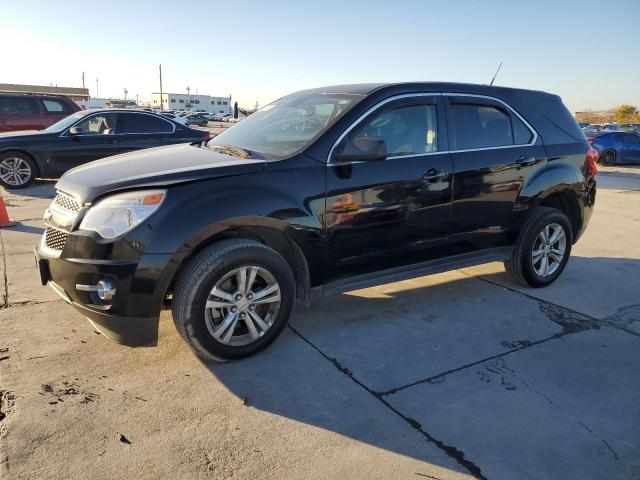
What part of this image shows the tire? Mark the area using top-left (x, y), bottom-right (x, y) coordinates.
top-left (172, 239), bottom-right (295, 361)
top-left (0, 151), bottom-right (37, 189)
top-left (600, 150), bottom-right (616, 165)
top-left (504, 207), bottom-right (573, 288)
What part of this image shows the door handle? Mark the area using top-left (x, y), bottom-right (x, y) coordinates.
top-left (516, 155), bottom-right (536, 166)
top-left (422, 169), bottom-right (449, 182)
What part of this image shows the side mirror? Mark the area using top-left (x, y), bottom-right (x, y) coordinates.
top-left (333, 136), bottom-right (387, 163)
top-left (68, 126), bottom-right (84, 135)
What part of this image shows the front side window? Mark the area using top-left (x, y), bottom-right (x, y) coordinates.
top-left (623, 133), bottom-right (640, 144)
top-left (0, 96), bottom-right (40, 115)
top-left (74, 113), bottom-right (118, 135)
top-left (339, 103), bottom-right (438, 157)
top-left (208, 92), bottom-right (362, 159)
top-left (120, 113), bottom-right (173, 134)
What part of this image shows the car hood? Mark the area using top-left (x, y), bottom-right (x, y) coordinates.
top-left (0, 130), bottom-right (49, 139)
top-left (56, 143), bottom-right (267, 202)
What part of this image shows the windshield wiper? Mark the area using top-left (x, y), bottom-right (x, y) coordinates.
top-left (206, 144), bottom-right (251, 159)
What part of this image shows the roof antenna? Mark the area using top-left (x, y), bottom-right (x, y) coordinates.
top-left (489, 62), bottom-right (502, 86)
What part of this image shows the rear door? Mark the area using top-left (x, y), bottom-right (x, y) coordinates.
top-left (0, 96), bottom-right (45, 132)
top-left (117, 112), bottom-right (176, 151)
top-left (54, 112), bottom-right (121, 174)
top-left (445, 94), bottom-right (546, 246)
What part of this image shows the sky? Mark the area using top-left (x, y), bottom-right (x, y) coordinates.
top-left (2, 0), bottom-right (639, 112)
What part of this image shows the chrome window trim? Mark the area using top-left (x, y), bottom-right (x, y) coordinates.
top-left (59, 111), bottom-right (176, 138)
top-left (326, 92), bottom-right (539, 165)
top-left (443, 92), bottom-right (538, 151)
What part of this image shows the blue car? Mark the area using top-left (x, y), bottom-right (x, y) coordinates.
top-left (588, 131), bottom-right (640, 165)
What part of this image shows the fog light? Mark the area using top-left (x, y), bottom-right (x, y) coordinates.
top-left (76, 279), bottom-right (117, 301)
top-left (97, 280), bottom-right (116, 301)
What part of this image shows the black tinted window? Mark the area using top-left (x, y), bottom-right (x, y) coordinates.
top-left (346, 103), bottom-right (438, 157)
top-left (450, 104), bottom-right (513, 150)
top-left (0, 96), bottom-right (40, 116)
top-left (120, 113), bottom-right (172, 134)
top-left (513, 114), bottom-right (533, 144)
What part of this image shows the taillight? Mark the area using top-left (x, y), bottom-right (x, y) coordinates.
top-left (202, 132), bottom-right (212, 142)
top-left (586, 147), bottom-right (598, 177)
top-left (587, 138), bottom-right (594, 145)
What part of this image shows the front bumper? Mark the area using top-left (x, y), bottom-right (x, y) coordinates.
top-left (35, 240), bottom-right (174, 347)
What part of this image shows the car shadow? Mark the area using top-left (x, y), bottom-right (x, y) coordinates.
top-left (6, 222), bottom-right (45, 235)
top-left (195, 255), bottom-right (639, 473)
top-left (597, 168), bottom-right (640, 190)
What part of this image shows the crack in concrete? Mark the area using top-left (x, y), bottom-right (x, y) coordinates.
top-left (0, 232), bottom-right (8, 308)
top-left (288, 325), bottom-right (487, 479)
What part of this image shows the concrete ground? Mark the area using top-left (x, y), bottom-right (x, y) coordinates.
top-left (1, 166), bottom-right (639, 480)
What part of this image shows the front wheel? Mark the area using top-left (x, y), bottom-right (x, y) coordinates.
top-left (505, 207), bottom-right (573, 288)
top-left (172, 239), bottom-right (295, 361)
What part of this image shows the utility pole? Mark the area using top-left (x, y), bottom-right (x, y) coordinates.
top-left (96, 78), bottom-right (99, 97)
top-left (136, 93), bottom-right (139, 106)
top-left (124, 87), bottom-right (128, 100)
top-left (81, 71), bottom-right (85, 89)
top-left (159, 64), bottom-right (163, 111)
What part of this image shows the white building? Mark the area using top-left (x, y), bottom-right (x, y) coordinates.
top-left (150, 92), bottom-right (232, 113)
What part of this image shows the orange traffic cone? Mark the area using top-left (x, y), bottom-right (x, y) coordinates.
top-left (0, 193), bottom-right (15, 228)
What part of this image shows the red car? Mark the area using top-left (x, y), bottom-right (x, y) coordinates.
top-left (0, 93), bottom-right (81, 133)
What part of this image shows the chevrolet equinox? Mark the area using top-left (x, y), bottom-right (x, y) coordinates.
top-left (35, 83), bottom-right (597, 360)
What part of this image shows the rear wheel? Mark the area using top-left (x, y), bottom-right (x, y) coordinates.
top-left (0, 151), bottom-right (36, 189)
top-left (505, 207), bottom-right (573, 288)
top-left (172, 239), bottom-right (295, 361)
top-left (600, 150), bottom-right (616, 165)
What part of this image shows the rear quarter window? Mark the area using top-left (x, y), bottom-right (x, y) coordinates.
top-left (41, 99), bottom-right (73, 114)
top-left (527, 97), bottom-right (585, 142)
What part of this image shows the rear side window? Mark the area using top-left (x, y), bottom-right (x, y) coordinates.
top-left (525, 97), bottom-right (585, 142)
top-left (449, 104), bottom-right (512, 149)
top-left (448, 102), bottom-right (534, 150)
top-left (0, 96), bottom-right (40, 116)
top-left (120, 113), bottom-right (173, 134)
top-left (42, 99), bottom-right (72, 114)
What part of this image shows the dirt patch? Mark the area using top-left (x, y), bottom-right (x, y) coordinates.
top-left (40, 381), bottom-right (98, 405)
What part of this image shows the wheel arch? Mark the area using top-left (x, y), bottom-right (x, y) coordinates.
top-left (536, 189), bottom-right (581, 241)
top-left (162, 221), bottom-right (316, 308)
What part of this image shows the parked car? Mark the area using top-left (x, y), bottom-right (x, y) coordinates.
top-left (0, 109), bottom-right (211, 188)
top-left (227, 113), bottom-right (247, 123)
top-left (210, 113), bottom-right (226, 121)
top-left (588, 131), bottom-right (640, 165)
top-left (35, 82), bottom-right (596, 361)
top-left (184, 113), bottom-right (209, 127)
top-left (220, 113), bottom-right (235, 122)
top-left (0, 92), bottom-right (81, 133)
top-left (602, 124), bottom-right (621, 131)
top-left (578, 122), bottom-right (591, 129)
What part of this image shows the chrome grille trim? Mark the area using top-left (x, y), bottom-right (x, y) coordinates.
top-left (53, 192), bottom-right (81, 213)
top-left (44, 227), bottom-right (68, 251)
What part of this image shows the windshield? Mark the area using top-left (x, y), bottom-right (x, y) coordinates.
top-left (207, 92), bottom-right (363, 159)
top-left (43, 111), bottom-right (88, 133)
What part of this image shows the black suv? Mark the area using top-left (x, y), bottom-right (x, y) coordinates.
top-left (35, 83), bottom-right (597, 360)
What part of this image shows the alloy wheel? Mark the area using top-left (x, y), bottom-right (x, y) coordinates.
top-left (531, 223), bottom-right (566, 277)
top-left (0, 157), bottom-right (32, 186)
top-left (204, 265), bottom-right (281, 346)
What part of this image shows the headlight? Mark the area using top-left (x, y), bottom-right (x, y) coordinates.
top-left (79, 190), bottom-right (166, 239)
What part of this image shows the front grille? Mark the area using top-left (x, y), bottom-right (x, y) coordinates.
top-left (53, 192), bottom-right (80, 213)
top-left (44, 227), bottom-right (68, 251)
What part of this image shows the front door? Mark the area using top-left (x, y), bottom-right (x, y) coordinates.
top-left (54, 112), bottom-right (121, 174)
top-left (325, 96), bottom-right (453, 282)
top-left (445, 95), bottom-right (547, 249)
